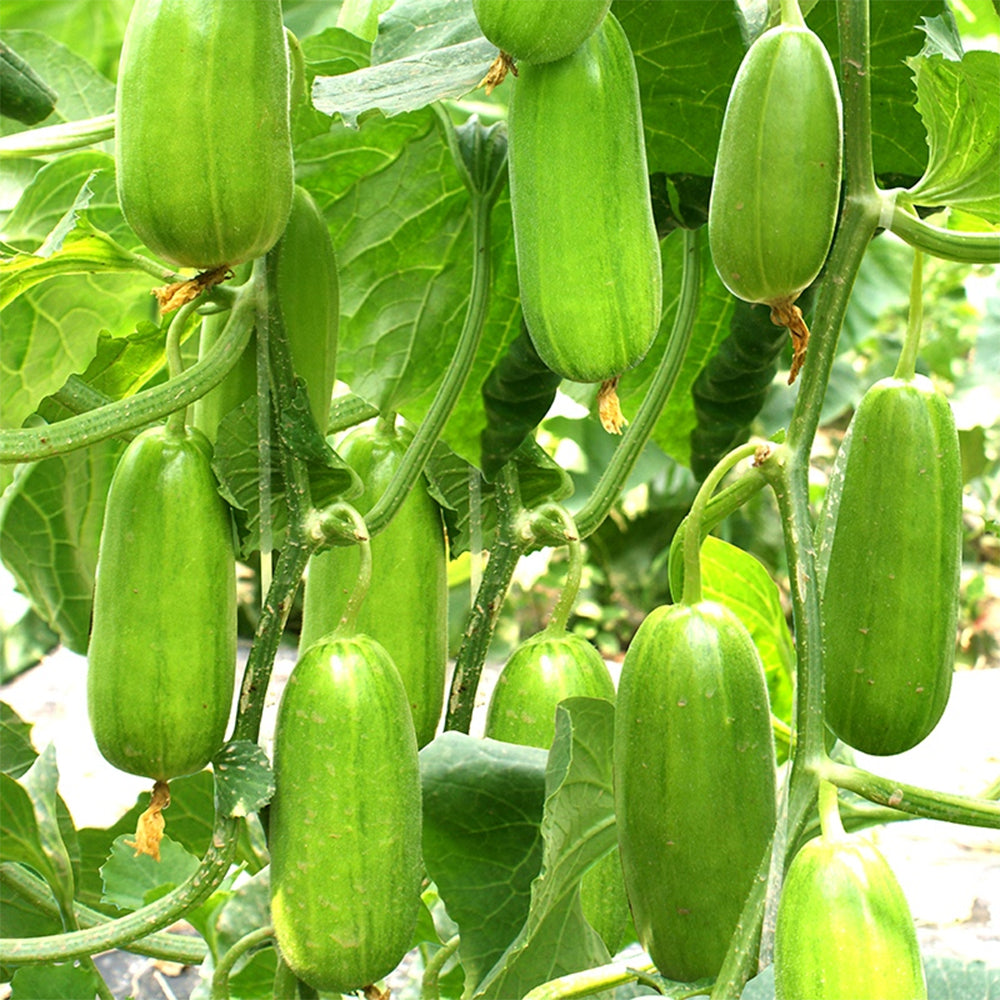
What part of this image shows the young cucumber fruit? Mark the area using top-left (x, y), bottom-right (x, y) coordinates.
top-left (116, 0), bottom-right (293, 269)
top-left (615, 601), bottom-right (776, 981)
top-left (708, 22), bottom-right (842, 309)
top-left (87, 425), bottom-right (236, 781)
top-left (485, 630), bottom-right (615, 746)
top-left (773, 836), bottom-right (927, 999)
top-left (273, 185), bottom-right (340, 433)
top-left (269, 635), bottom-right (423, 994)
top-left (508, 14), bottom-right (662, 384)
top-left (485, 631), bottom-right (629, 953)
top-left (821, 375), bottom-right (961, 755)
top-left (299, 419), bottom-right (448, 747)
top-left (472, 0), bottom-right (611, 64)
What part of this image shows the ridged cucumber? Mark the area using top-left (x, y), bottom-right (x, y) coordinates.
top-left (508, 14), bottom-right (662, 383)
top-left (269, 635), bottom-right (423, 993)
top-left (87, 425), bottom-right (236, 781)
top-left (614, 601), bottom-right (777, 980)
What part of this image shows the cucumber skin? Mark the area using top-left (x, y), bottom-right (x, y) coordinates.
top-left (87, 426), bottom-right (236, 782)
top-left (614, 601), bottom-right (776, 981)
top-left (484, 631), bottom-right (615, 747)
top-left (508, 14), bottom-right (662, 383)
top-left (472, 0), bottom-right (611, 64)
top-left (708, 25), bottom-right (842, 306)
top-left (269, 635), bottom-right (423, 994)
top-left (115, 0), bottom-right (293, 269)
top-left (774, 837), bottom-right (927, 999)
top-left (299, 421), bottom-right (448, 747)
top-left (821, 376), bottom-right (961, 756)
top-left (274, 186), bottom-right (339, 433)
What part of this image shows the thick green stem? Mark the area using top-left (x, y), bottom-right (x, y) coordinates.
top-left (0, 864), bottom-right (207, 965)
top-left (681, 442), bottom-right (762, 606)
top-left (528, 505), bottom-right (582, 632)
top-left (164, 299), bottom-right (199, 436)
top-left (888, 201), bottom-right (1000, 263)
top-left (894, 249), bottom-right (923, 380)
top-left (0, 112), bottom-right (116, 158)
top-left (210, 926), bottom-right (274, 1000)
top-left (520, 959), bottom-right (658, 1000)
top-left (330, 504), bottom-right (372, 635)
top-left (445, 462), bottom-right (524, 733)
top-left (820, 761), bottom-right (1000, 828)
top-left (365, 179), bottom-right (495, 538)
top-left (0, 268), bottom-right (261, 463)
top-left (817, 780), bottom-right (846, 840)
top-left (576, 227), bottom-right (702, 540)
top-left (0, 818), bottom-right (238, 963)
top-left (421, 934), bottom-right (461, 1000)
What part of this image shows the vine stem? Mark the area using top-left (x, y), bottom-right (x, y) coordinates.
top-left (164, 299), bottom-right (199, 436)
top-left (575, 227), bottom-right (702, 540)
top-left (0, 818), bottom-right (239, 963)
top-left (421, 934), bottom-right (460, 1000)
top-left (520, 959), bottom-right (658, 1000)
top-left (445, 462), bottom-right (523, 733)
top-left (820, 761), bottom-right (1000, 828)
top-left (0, 864), bottom-right (207, 965)
top-left (681, 442), bottom-right (762, 606)
top-left (894, 248), bottom-right (923, 381)
top-left (888, 201), bottom-right (1000, 263)
top-left (818, 780), bottom-right (846, 841)
top-left (333, 504), bottom-right (372, 635)
top-left (0, 112), bottom-right (116, 158)
top-left (0, 267), bottom-right (261, 463)
top-left (529, 505), bottom-right (582, 633)
top-left (210, 926), bottom-right (274, 1000)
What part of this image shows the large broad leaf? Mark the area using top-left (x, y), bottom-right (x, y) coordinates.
top-left (8, 961), bottom-right (103, 1000)
top-left (0, 436), bottom-right (124, 653)
top-left (906, 48), bottom-right (1000, 222)
top-left (0, 152), bottom-right (161, 429)
top-left (0, 701), bottom-right (37, 779)
top-left (474, 697), bottom-right (616, 999)
top-left (699, 536), bottom-right (795, 727)
top-left (100, 834), bottom-right (199, 912)
top-left (298, 107), bottom-right (521, 469)
top-left (0, 18), bottom-right (129, 88)
top-left (420, 732), bottom-right (548, 994)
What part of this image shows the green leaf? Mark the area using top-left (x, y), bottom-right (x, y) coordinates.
top-left (311, 0), bottom-right (494, 127)
top-left (0, 19), bottom-right (128, 88)
top-left (297, 108), bottom-right (522, 468)
top-left (9, 960), bottom-right (102, 1000)
top-left (75, 771), bottom-right (216, 910)
top-left (0, 436), bottom-right (124, 653)
top-left (420, 731), bottom-right (548, 995)
top-left (480, 325), bottom-right (563, 481)
top-left (212, 393), bottom-right (361, 557)
top-left (99, 834), bottom-right (199, 912)
top-left (0, 151), bottom-right (161, 429)
top-left (0, 701), bottom-right (36, 778)
top-left (474, 697), bottom-right (615, 999)
top-left (906, 49), bottom-right (1000, 222)
top-left (213, 741), bottom-right (275, 819)
top-left (699, 536), bottom-right (795, 726)
top-left (17, 743), bottom-right (77, 912)
top-left (425, 437), bottom-right (572, 558)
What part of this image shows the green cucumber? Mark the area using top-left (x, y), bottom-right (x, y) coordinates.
top-left (774, 836), bottom-right (927, 999)
top-left (484, 631), bottom-right (615, 746)
top-left (87, 425), bottom-right (236, 781)
top-left (614, 601), bottom-right (777, 981)
top-left (508, 14), bottom-right (662, 384)
top-left (472, 0), bottom-right (611, 64)
top-left (708, 22), bottom-right (842, 309)
top-left (115, 0), bottom-right (293, 269)
top-left (821, 375), bottom-right (961, 756)
top-left (299, 418), bottom-right (448, 747)
top-left (269, 634), bottom-right (423, 994)
top-left (273, 185), bottom-right (339, 432)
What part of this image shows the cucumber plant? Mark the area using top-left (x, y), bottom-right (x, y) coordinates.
top-left (0, 1), bottom-right (997, 999)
